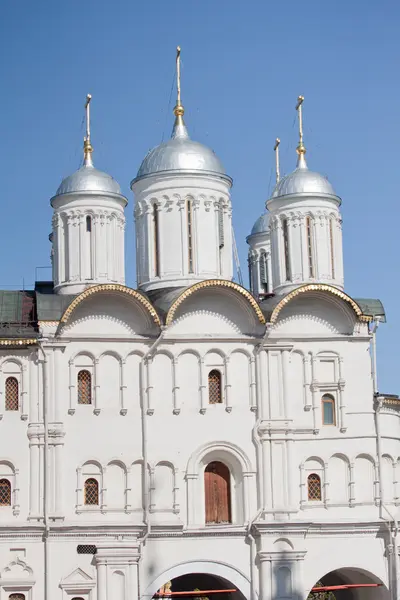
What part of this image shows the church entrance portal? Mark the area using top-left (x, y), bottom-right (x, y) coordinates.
top-left (307, 568), bottom-right (389, 599)
top-left (153, 573), bottom-right (246, 600)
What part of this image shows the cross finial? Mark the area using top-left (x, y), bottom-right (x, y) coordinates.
top-left (295, 95), bottom-right (306, 157)
top-left (174, 46), bottom-right (184, 117)
top-left (274, 138), bottom-right (281, 183)
top-left (83, 93), bottom-right (93, 166)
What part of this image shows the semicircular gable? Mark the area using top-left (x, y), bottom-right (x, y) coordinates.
top-left (272, 292), bottom-right (357, 335)
top-left (166, 280), bottom-right (265, 333)
top-left (58, 284), bottom-right (160, 337)
top-left (270, 284), bottom-right (370, 324)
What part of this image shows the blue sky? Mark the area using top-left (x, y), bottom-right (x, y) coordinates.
top-left (0, 0), bottom-right (398, 392)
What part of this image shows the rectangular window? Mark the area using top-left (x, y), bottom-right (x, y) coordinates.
top-left (282, 218), bottom-right (291, 281)
top-left (187, 199), bottom-right (194, 274)
top-left (153, 205), bottom-right (160, 277)
top-left (306, 216), bottom-right (314, 278)
top-left (322, 394), bottom-right (336, 425)
top-left (330, 218), bottom-right (335, 279)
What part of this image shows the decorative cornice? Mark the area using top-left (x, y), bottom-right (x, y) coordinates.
top-left (59, 284), bottom-right (161, 326)
top-left (166, 279), bottom-right (266, 326)
top-left (270, 284), bottom-right (371, 324)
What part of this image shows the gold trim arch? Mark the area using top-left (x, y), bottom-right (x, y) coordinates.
top-left (166, 280), bottom-right (266, 326)
top-left (60, 284), bottom-right (161, 326)
top-left (270, 284), bottom-right (371, 324)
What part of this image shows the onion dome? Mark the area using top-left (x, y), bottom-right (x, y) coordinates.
top-left (55, 163), bottom-right (122, 196)
top-left (135, 119), bottom-right (225, 180)
top-left (250, 213), bottom-right (270, 236)
top-left (270, 96), bottom-right (338, 201)
top-left (133, 46), bottom-right (228, 184)
top-left (53, 94), bottom-right (123, 200)
top-left (271, 153), bottom-right (336, 199)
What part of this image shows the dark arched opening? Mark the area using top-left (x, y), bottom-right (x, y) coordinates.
top-left (154, 573), bottom-right (246, 600)
top-left (308, 568), bottom-right (389, 599)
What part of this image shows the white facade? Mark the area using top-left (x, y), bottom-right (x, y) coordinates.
top-left (0, 90), bottom-right (397, 600)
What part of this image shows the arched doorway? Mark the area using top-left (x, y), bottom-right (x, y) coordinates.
top-left (204, 461), bottom-right (231, 524)
top-left (153, 573), bottom-right (246, 600)
top-left (308, 568), bottom-right (389, 599)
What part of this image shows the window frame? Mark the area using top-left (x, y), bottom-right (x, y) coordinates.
top-left (77, 370), bottom-right (92, 405)
top-left (321, 393), bottom-right (336, 426)
top-left (5, 376), bottom-right (19, 411)
top-left (84, 478), bottom-right (99, 506)
top-left (208, 369), bottom-right (223, 405)
top-left (0, 478), bottom-right (11, 506)
top-left (307, 473), bottom-right (322, 501)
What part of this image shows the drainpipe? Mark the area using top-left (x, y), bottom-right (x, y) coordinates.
top-left (37, 340), bottom-right (50, 600)
top-left (371, 319), bottom-right (399, 599)
top-left (138, 327), bottom-right (166, 599)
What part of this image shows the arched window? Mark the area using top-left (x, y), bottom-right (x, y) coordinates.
top-left (282, 218), bottom-right (291, 281)
top-left (307, 473), bottom-right (322, 501)
top-left (86, 215), bottom-right (92, 232)
top-left (153, 204), bottom-right (160, 277)
top-left (72, 598), bottom-right (85, 600)
top-left (306, 216), bottom-right (314, 278)
top-left (9, 595), bottom-right (25, 600)
top-left (329, 217), bottom-right (335, 278)
top-left (204, 461), bottom-right (231, 524)
top-left (5, 377), bottom-right (19, 411)
top-left (322, 394), bottom-right (336, 425)
top-left (208, 370), bottom-right (222, 404)
top-left (84, 478), bottom-right (99, 505)
top-left (187, 199), bottom-right (194, 274)
top-left (77, 370), bottom-right (92, 405)
top-left (0, 479), bottom-right (11, 506)
top-left (260, 251), bottom-right (267, 291)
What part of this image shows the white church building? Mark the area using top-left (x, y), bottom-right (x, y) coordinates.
top-left (0, 49), bottom-right (398, 600)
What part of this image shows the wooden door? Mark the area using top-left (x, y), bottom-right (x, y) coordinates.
top-left (204, 461), bottom-right (231, 524)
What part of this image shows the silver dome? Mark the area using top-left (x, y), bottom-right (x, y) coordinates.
top-left (56, 164), bottom-right (122, 196)
top-left (271, 155), bottom-right (336, 199)
top-left (134, 116), bottom-right (226, 182)
top-left (250, 213), bottom-right (270, 236)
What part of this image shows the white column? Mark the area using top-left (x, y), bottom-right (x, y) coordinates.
top-left (172, 358), bottom-right (180, 415)
top-left (224, 356), bottom-right (232, 412)
top-left (54, 442), bottom-right (63, 516)
top-left (250, 356), bottom-right (257, 411)
top-left (146, 358), bottom-right (154, 415)
top-left (29, 437), bottom-right (40, 518)
top-left (126, 467), bottom-right (132, 511)
top-left (186, 475), bottom-right (197, 525)
top-left (261, 439), bottom-right (271, 511)
top-left (97, 561), bottom-right (107, 600)
top-left (128, 559), bottom-right (139, 600)
top-left (266, 251), bottom-right (273, 293)
top-left (199, 358), bottom-right (207, 414)
top-left (349, 462), bottom-right (355, 506)
top-left (258, 555), bottom-right (272, 600)
top-left (120, 359), bottom-right (127, 415)
top-left (282, 350), bottom-right (290, 418)
top-left (303, 354), bottom-right (312, 410)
